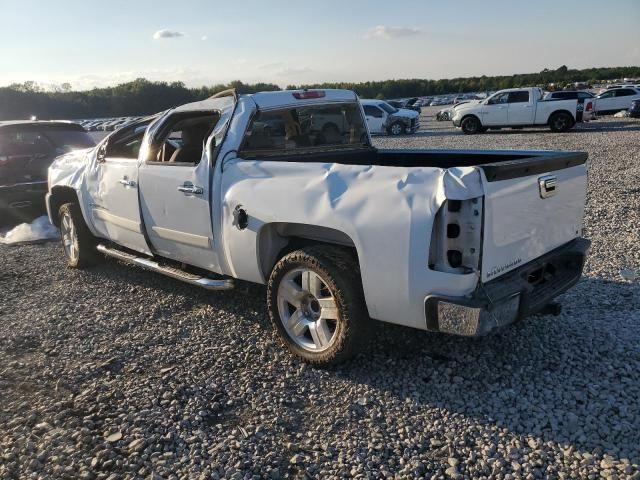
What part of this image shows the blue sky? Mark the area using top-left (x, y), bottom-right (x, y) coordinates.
top-left (0, 0), bottom-right (638, 90)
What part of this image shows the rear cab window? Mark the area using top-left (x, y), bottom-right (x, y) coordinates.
top-left (507, 91), bottom-right (530, 103)
top-left (240, 103), bottom-right (368, 158)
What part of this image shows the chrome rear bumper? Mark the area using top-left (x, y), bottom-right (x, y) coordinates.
top-left (424, 238), bottom-right (590, 336)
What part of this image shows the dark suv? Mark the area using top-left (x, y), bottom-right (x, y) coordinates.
top-left (0, 122), bottom-right (95, 223)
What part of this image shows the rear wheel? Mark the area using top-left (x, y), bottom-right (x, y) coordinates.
top-left (461, 116), bottom-right (481, 134)
top-left (267, 246), bottom-right (367, 366)
top-left (549, 112), bottom-right (573, 132)
top-left (58, 203), bottom-right (100, 268)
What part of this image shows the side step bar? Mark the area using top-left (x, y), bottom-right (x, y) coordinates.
top-left (97, 244), bottom-right (234, 291)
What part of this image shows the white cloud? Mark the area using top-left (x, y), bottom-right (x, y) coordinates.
top-left (201, 35), bottom-right (208, 41)
top-left (153, 29), bottom-right (184, 40)
top-left (366, 25), bottom-right (423, 39)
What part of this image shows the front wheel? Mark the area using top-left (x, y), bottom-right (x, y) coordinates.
top-left (549, 112), bottom-right (573, 132)
top-left (267, 246), bottom-right (368, 366)
top-left (461, 116), bottom-right (482, 134)
top-left (387, 122), bottom-right (405, 135)
top-left (58, 203), bottom-right (100, 268)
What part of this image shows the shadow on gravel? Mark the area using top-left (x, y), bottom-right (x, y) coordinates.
top-left (333, 277), bottom-right (639, 461)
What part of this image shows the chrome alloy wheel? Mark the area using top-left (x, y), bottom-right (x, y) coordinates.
top-left (276, 268), bottom-right (339, 352)
top-left (390, 123), bottom-right (403, 135)
top-left (60, 211), bottom-right (79, 263)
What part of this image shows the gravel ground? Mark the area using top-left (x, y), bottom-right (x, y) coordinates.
top-left (1, 110), bottom-right (639, 479)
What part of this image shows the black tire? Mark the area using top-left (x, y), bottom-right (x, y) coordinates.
top-left (387, 122), bottom-right (405, 136)
top-left (58, 203), bottom-right (100, 268)
top-left (267, 245), bottom-right (368, 366)
top-left (461, 116), bottom-right (481, 134)
top-left (549, 112), bottom-right (573, 132)
top-left (478, 127), bottom-right (489, 133)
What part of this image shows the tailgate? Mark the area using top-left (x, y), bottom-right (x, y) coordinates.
top-left (479, 152), bottom-right (588, 282)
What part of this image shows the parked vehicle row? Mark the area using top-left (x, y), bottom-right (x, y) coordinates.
top-left (79, 117), bottom-right (143, 132)
top-left (46, 88), bottom-right (589, 365)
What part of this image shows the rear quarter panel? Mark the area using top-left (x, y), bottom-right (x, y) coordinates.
top-left (534, 99), bottom-right (578, 124)
top-left (219, 159), bottom-right (480, 330)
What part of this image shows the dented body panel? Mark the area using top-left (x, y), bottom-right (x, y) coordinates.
top-left (47, 89), bottom-right (589, 334)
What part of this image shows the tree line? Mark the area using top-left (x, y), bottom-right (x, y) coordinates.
top-left (1, 66), bottom-right (639, 120)
top-left (289, 65), bottom-right (640, 99)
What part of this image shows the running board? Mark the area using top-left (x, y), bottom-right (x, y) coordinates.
top-left (96, 244), bottom-right (234, 291)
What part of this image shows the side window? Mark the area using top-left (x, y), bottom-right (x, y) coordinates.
top-left (507, 91), bottom-right (530, 103)
top-left (598, 91), bottom-right (615, 99)
top-left (105, 124), bottom-right (151, 160)
top-left (240, 103), bottom-right (367, 157)
top-left (577, 92), bottom-right (592, 100)
top-left (363, 105), bottom-right (383, 118)
top-left (147, 113), bottom-right (220, 164)
top-left (615, 89), bottom-right (634, 97)
top-left (0, 129), bottom-right (53, 157)
top-left (488, 93), bottom-right (509, 104)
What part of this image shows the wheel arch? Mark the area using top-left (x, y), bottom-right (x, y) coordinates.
top-left (48, 186), bottom-right (81, 227)
top-left (461, 113), bottom-right (482, 125)
top-left (546, 109), bottom-right (575, 125)
top-left (256, 222), bottom-right (360, 283)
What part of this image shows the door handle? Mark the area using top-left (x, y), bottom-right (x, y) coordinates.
top-left (118, 178), bottom-right (136, 187)
top-left (177, 185), bottom-right (203, 195)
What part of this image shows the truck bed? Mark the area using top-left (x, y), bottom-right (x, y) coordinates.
top-left (257, 147), bottom-right (588, 181)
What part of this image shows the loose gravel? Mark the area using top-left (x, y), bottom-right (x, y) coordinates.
top-left (1, 109), bottom-right (639, 479)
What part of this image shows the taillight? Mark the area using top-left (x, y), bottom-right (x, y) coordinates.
top-left (429, 197), bottom-right (483, 274)
top-left (585, 101), bottom-right (593, 111)
top-left (292, 90), bottom-right (325, 100)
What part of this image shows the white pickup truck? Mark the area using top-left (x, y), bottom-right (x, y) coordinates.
top-left (47, 89), bottom-right (590, 365)
top-left (452, 87), bottom-right (594, 134)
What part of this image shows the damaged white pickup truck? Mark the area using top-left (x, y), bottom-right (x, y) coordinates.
top-left (47, 89), bottom-right (590, 365)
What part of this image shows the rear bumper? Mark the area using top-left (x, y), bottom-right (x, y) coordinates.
top-left (424, 238), bottom-right (590, 336)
